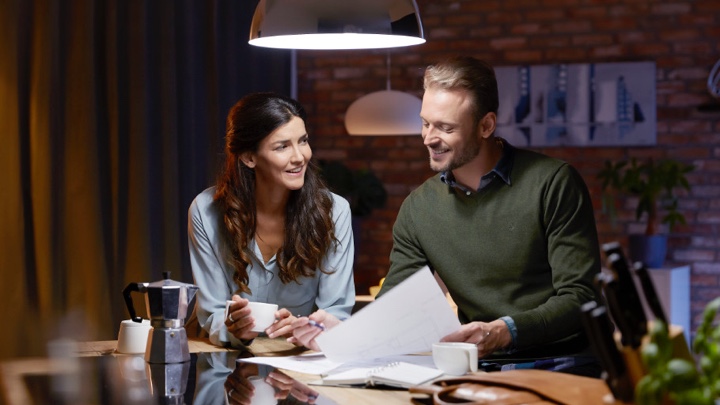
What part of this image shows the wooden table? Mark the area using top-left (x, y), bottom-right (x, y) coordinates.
top-left (2, 337), bottom-right (621, 405)
top-left (0, 337), bottom-right (425, 404)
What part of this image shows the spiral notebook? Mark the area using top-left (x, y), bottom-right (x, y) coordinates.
top-left (320, 362), bottom-right (443, 389)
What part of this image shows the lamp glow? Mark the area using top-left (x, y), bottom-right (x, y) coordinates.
top-left (249, 0), bottom-right (425, 50)
top-left (345, 90), bottom-right (422, 136)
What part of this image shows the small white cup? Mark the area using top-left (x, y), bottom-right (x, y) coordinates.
top-left (248, 302), bottom-right (278, 333)
top-left (226, 300), bottom-right (279, 333)
top-left (116, 319), bottom-right (151, 354)
top-left (432, 342), bottom-right (478, 376)
top-left (226, 376), bottom-right (277, 405)
top-left (250, 376), bottom-right (278, 405)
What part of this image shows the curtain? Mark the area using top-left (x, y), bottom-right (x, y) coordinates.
top-left (0, 0), bottom-right (291, 359)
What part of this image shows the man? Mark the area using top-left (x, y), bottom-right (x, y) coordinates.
top-left (377, 56), bottom-right (602, 377)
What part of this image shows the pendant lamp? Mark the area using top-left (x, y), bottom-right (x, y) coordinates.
top-left (344, 54), bottom-right (422, 136)
top-left (249, 0), bottom-right (425, 50)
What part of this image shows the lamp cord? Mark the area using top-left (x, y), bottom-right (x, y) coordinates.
top-left (386, 52), bottom-right (392, 91)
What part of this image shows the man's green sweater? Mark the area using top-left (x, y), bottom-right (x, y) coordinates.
top-left (380, 146), bottom-right (601, 361)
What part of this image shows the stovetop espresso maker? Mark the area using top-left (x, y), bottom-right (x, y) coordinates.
top-left (123, 272), bottom-right (199, 364)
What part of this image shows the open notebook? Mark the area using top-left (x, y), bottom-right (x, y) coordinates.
top-left (319, 362), bottom-right (443, 389)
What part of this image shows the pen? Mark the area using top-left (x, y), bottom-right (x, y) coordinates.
top-left (308, 319), bottom-right (325, 331)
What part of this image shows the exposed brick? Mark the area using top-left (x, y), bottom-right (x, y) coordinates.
top-left (530, 36), bottom-right (571, 48)
top-left (444, 14), bottom-right (482, 27)
top-left (572, 34), bottom-right (614, 46)
top-left (461, 1), bottom-right (503, 13)
top-left (428, 27), bottom-right (467, 39)
top-left (693, 185), bottom-right (720, 198)
top-left (631, 43), bottom-right (671, 56)
top-left (667, 93), bottom-right (711, 108)
top-left (510, 23), bottom-right (546, 35)
top-left (673, 42), bottom-right (714, 54)
top-left (551, 20), bottom-right (593, 33)
top-left (691, 237), bottom-right (720, 249)
top-left (590, 45), bottom-right (625, 58)
top-left (674, 249), bottom-right (717, 262)
top-left (650, 2), bottom-right (692, 15)
top-left (695, 0), bottom-right (720, 12)
top-left (489, 37), bottom-right (528, 50)
top-left (659, 29), bottom-right (703, 42)
top-left (487, 11), bottom-right (524, 25)
top-left (503, 50), bottom-right (544, 63)
top-left (618, 31), bottom-right (656, 43)
top-left (668, 120), bottom-right (712, 133)
top-left (525, 9), bottom-right (566, 21)
top-left (570, 6), bottom-right (608, 19)
top-left (594, 17), bottom-right (639, 31)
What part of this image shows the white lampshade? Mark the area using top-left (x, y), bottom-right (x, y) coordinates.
top-left (344, 90), bottom-right (422, 136)
top-left (249, 0), bottom-right (425, 50)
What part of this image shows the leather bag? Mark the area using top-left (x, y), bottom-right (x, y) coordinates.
top-left (409, 369), bottom-right (624, 405)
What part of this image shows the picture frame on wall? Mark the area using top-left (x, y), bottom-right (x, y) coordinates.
top-left (495, 61), bottom-right (656, 147)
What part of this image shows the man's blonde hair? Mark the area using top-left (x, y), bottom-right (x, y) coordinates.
top-left (424, 56), bottom-right (499, 125)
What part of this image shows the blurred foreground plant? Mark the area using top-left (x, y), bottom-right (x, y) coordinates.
top-left (636, 297), bottom-right (720, 405)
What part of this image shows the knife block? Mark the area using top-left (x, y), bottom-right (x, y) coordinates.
top-left (615, 322), bottom-right (692, 387)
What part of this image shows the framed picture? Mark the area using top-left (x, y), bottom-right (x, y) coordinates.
top-left (495, 61), bottom-right (656, 147)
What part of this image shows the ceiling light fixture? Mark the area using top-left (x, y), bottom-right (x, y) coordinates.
top-left (249, 0), bottom-right (425, 50)
top-left (344, 53), bottom-right (422, 136)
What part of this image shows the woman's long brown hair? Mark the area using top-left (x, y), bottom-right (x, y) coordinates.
top-left (214, 93), bottom-right (336, 294)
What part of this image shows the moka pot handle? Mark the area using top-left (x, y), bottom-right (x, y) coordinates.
top-left (122, 282), bottom-right (145, 323)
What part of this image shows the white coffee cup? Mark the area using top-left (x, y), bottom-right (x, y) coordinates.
top-left (248, 302), bottom-right (278, 332)
top-left (226, 301), bottom-right (279, 333)
top-left (250, 376), bottom-right (278, 405)
top-left (116, 319), bottom-right (151, 354)
top-left (225, 376), bottom-right (277, 405)
top-left (432, 342), bottom-right (478, 376)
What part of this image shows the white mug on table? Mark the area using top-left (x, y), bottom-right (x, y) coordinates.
top-left (432, 342), bottom-right (478, 375)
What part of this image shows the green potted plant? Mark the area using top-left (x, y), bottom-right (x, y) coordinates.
top-left (316, 159), bottom-right (388, 260)
top-left (316, 159), bottom-right (388, 218)
top-left (596, 158), bottom-right (694, 268)
top-left (636, 297), bottom-right (720, 405)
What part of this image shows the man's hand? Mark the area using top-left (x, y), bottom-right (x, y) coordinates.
top-left (440, 319), bottom-right (512, 358)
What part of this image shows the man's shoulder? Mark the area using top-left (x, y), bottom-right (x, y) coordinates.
top-left (513, 147), bottom-right (566, 170)
top-left (511, 148), bottom-right (575, 182)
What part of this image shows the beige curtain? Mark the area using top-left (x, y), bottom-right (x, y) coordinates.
top-left (0, 0), bottom-right (291, 359)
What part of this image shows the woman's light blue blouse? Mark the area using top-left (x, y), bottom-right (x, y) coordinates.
top-left (188, 187), bottom-right (355, 348)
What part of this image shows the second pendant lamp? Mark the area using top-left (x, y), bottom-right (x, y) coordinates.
top-left (344, 54), bottom-right (422, 136)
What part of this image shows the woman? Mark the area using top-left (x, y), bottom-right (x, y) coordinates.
top-left (188, 92), bottom-right (354, 348)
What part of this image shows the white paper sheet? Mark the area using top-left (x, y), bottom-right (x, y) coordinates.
top-left (237, 352), bottom-right (438, 376)
top-left (316, 267), bottom-right (461, 363)
top-left (238, 352), bottom-right (343, 375)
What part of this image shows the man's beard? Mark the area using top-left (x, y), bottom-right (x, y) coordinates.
top-left (430, 133), bottom-right (481, 173)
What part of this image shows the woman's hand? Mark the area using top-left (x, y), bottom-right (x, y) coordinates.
top-left (225, 295), bottom-right (260, 341)
top-left (224, 363), bottom-right (259, 405)
top-left (287, 309), bottom-right (341, 351)
top-left (266, 369), bottom-right (319, 403)
top-left (265, 308), bottom-right (298, 339)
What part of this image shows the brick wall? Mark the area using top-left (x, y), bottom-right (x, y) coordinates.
top-left (295, 0), bottom-right (720, 335)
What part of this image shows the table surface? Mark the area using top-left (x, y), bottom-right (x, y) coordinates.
top-left (1, 337), bottom-right (621, 405)
top-left (0, 337), bottom-right (430, 405)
